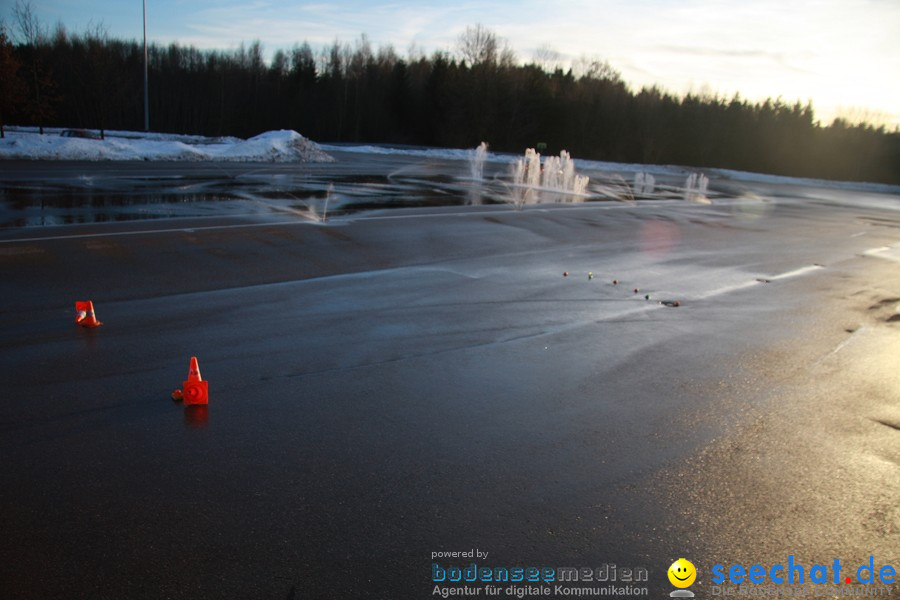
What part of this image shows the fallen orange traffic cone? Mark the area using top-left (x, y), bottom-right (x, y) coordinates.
top-left (181, 356), bottom-right (208, 405)
top-left (75, 300), bottom-right (103, 328)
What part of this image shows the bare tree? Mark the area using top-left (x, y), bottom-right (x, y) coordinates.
top-left (571, 55), bottom-right (621, 82)
top-left (0, 24), bottom-right (27, 137)
top-left (12, 0), bottom-right (44, 46)
top-left (533, 44), bottom-right (563, 72)
top-left (13, 0), bottom-right (57, 133)
top-left (457, 24), bottom-right (515, 67)
top-left (83, 22), bottom-right (114, 138)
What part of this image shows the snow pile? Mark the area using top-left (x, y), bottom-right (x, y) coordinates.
top-left (0, 128), bottom-right (334, 162)
top-left (217, 130), bottom-right (333, 162)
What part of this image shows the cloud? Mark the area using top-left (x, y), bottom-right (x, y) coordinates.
top-left (657, 46), bottom-right (781, 60)
top-left (169, 1), bottom-right (475, 51)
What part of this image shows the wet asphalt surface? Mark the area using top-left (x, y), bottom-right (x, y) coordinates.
top-left (0, 156), bottom-right (898, 599)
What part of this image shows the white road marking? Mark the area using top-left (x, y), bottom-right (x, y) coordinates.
top-left (863, 245), bottom-right (900, 261)
top-left (696, 264), bottom-right (825, 300)
top-left (768, 264), bottom-right (825, 280)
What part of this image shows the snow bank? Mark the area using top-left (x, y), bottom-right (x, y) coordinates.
top-left (0, 128), bottom-right (334, 162)
top-left (320, 143), bottom-right (481, 161)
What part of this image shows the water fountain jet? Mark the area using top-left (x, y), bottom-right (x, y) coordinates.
top-left (684, 173), bottom-right (710, 203)
top-left (507, 148), bottom-right (590, 206)
top-left (468, 142), bottom-right (488, 181)
top-left (633, 172), bottom-right (656, 196)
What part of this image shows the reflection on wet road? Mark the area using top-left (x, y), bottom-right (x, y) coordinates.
top-left (0, 150), bottom-right (740, 228)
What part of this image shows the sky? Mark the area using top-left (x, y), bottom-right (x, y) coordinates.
top-left (9, 0), bottom-right (900, 128)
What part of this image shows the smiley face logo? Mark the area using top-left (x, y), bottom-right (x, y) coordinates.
top-left (668, 558), bottom-right (697, 588)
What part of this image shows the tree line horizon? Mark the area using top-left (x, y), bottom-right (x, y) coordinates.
top-left (2, 14), bottom-right (898, 185)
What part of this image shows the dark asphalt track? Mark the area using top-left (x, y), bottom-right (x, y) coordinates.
top-left (1, 161), bottom-right (898, 599)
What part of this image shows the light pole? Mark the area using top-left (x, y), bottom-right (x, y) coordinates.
top-left (143, 0), bottom-right (149, 131)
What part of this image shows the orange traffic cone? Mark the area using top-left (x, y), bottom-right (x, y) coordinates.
top-left (182, 356), bottom-right (208, 406)
top-left (75, 300), bottom-right (102, 328)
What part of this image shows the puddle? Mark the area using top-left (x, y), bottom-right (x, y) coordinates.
top-left (0, 186), bottom-right (245, 227)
